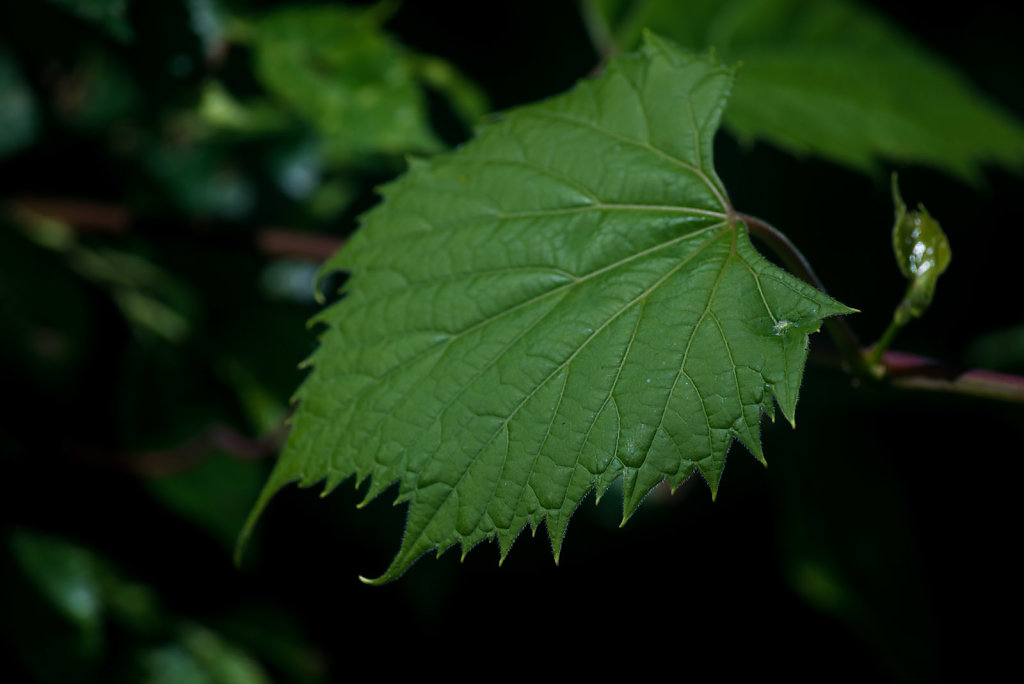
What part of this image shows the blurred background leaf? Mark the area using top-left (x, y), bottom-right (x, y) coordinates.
top-left (250, 4), bottom-right (444, 160)
top-left (589, 0), bottom-right (1024, 181)
top-left (2, 528), bottom-right (298, 684)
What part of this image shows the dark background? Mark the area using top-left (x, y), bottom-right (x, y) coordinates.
top-left (1, 1), bottom-right (1022, 682)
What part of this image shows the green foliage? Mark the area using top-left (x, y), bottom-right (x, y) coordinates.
top-left (242, 35), bottom-right (852, 583)
top-left (250, 4), bottom-right (483, 161)
top-left (8, 529), bottom-right (108, 667)
top-left (594, 0), bottom-right (1024, 180)
top-left (4, 529), bottom-right (274, 684)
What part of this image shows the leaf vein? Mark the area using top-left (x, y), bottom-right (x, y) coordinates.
top-left (400, 229), bottom-right (729, 549)
top-left (519, 108), bottom-right (729, 211)
top-left (650, 231), bottom-right (734, 474)
top-left (566, 297), bottom-right (646, 513)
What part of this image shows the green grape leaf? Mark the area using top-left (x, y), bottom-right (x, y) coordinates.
top-left (239, 33), bottom-right (852, 583)
top-left (598, 0), bottom-right (1024, 181)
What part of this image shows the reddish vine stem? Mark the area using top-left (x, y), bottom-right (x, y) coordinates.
top-left (72, 423), bottom-right (287, 478)
top-left (880, 351), bottom-right (1024, 404)
top-left (739, 212), bottom-right (1024, 404)
top-left (11, 196), bottom-right (1024, 404)
top-left (6, 196), bottom-right (346, 262)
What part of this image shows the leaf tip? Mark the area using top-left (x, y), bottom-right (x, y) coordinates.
top-left (355, 489), bottom-right (375, 509)
top-left (358, 574), bottom-right (387, 587)
top-left (706, 473), bottom-right (720, 502)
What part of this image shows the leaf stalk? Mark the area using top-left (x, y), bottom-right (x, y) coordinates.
top-left (741, 212), bottom-right (1024, 404)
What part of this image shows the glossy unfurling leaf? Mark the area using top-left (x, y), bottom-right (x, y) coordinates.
top-left (891, 176), bottom-right (950, 317)
top-left (239, 33), bottom-right (852, 583)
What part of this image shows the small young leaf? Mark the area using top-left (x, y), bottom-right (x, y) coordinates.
top-left (240, 33), bottom-right (852, 582)
top-left (891, 176), bottom-right (950, 317)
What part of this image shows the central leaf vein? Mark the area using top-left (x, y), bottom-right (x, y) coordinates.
top-left (519, 108), bottom-right (730, 212)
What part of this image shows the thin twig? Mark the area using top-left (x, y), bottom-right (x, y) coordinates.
top-left (7, 196), bottom-right (344, 263)
top-left (72, 423), bottom-right (288, 478)
top-left (11, 197), bottom-right (132, 234)
top-left (255, 229), bottom-right (344, 262)
top-left (742, 212), bottom-right (1024, 404)
top-left (578, 0), bottom-right (618, 74)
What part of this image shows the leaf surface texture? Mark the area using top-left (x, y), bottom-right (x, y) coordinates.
top-left (241, 35), bottom-right (850, 582)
